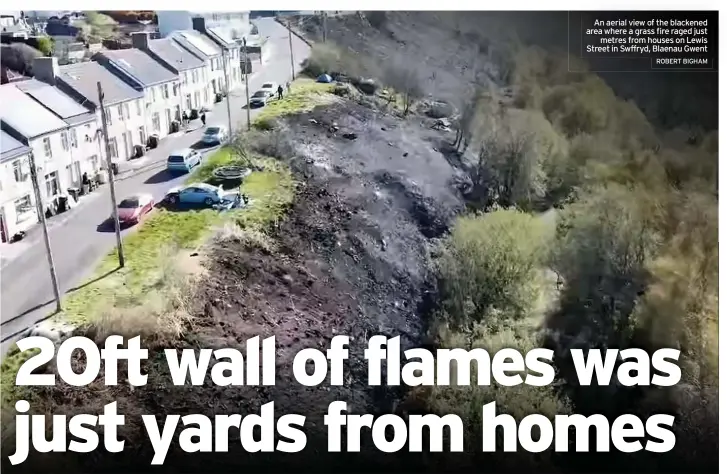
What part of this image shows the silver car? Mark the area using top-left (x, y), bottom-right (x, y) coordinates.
top-left (201, 125), bottom-right (228, 145)
top-left (249, 90), bottom-right (269, 107)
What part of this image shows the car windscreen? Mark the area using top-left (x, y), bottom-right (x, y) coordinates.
top-left (118, 199), bottom-right (139, 208)
top-left (204, 127), bottom-right (220, 134)
top-left (168, 155), bottom-right (185, 163)
top-left (262, 83), bottom-right (273, 88)
top-left (252, 91), bottom-right (267, 98)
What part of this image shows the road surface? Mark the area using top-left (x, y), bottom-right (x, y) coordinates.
top-left (0, 18), bottom-right (311, 354)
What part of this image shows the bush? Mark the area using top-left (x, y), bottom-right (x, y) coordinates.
top-left (437, 209), bottom-right (551, 328)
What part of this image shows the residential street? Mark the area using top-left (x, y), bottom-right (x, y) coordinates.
top-left (0, 18), bottom-right (311, 353)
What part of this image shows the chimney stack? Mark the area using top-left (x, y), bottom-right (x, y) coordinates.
top-left (191, 16), bottom-right (206, 33)
top-left (131, 32), bottom-right (150, 50)
top-left (33, 57), bottom-right (59, 85)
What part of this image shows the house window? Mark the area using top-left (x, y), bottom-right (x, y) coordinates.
top-left (13, 159), bottom-right (28, 182)
top-left (124, 103), bottom-right (130, 120)
top-left (163, 84), bottom-right (169, 99)
top-left (45, 171), bottom-right (59, 198)
top-left (105, 107), bottom-right (113, 126)
top-left (61, 131), bottom-right (69, 151)
top-left (108, 137), bottom-right (118, 158)
top-left (136, 100), bottom-right (142, 116)
top-left (90, 155), bottom-right (99, 172)
top-left (117, 105), bottom-right (124, 121)
top-left (42, 137), bottom-right (52, 158)
top-left (173, 83), bottom-right (178, 96)
top-left (152, 112), bottom-right (160, 131)
top-left (150, 87), bottom-right (157, 102)
top-left (138, 126), bottom-right (145, 145)
top-left (70, 128), bottom-right (78, 148)
top-left (14, 195), bottom-right (34, 224)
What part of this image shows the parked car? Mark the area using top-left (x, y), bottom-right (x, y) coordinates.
top-left (260, 82), bottom-right (277, 97)
top-left (116, 193), bottom-right (154, 225)
top-left (166, 183), bottom-right (224, 206)
top-left (167, 148), bottom-right (202, 173)
top-left (201, 125), bottom-right (228, 145)
top-left (249, 90), bottom-right (269, 107)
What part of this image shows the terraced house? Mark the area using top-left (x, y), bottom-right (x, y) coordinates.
top-left (0, 84), bottom-right (94, 241)
top-left (15, 78), bottom-right (102, 185)
top-left (34, 58), bottom-right (145, 162)
top-left (0, 130), bottom-right (34, 242)
top-left (95, 47), bottom-right (180, 140)
top-left (169, 29), bottom-right (229, 102)
top-left (131, 32), bottom-right (210, 116)
top-left (195, 18), bottom-right (243, 89)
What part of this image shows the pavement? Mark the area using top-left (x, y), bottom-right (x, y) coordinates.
top-left (0, 18), bottom-right (311, 355)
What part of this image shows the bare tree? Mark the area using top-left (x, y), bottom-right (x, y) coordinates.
top-left (470, 111), bottom-right (546, 210)
top-left (383, 61), bottom-right (424, 116)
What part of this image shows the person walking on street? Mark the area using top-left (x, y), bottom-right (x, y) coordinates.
top-left (200, 111), bottom-right (206, 126)
top-left (277, 84), bottom-right (284, 100)
top-left (182, 110), bottom-right (189, 128)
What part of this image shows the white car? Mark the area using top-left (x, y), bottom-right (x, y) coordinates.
top-left (201, 125), bottom-right (228, 145)
top-left (260, 82), bottom-right (278, 98)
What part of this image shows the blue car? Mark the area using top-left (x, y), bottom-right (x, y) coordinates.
top-left (167, 148), bottom-right (202, 173)
top-left (166, 183), bottom-right (224, 207)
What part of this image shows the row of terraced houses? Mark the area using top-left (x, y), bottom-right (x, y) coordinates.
top-left (0, 14), bottom-right (251, 242)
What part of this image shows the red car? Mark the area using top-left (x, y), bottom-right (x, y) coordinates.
top-left (116, 193), bottom-right (154, 225)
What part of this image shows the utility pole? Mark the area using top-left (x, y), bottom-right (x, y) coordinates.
top-left (28, 150), bottom-right (62, 313)
top-left (287, 18), bottom-right (295, 81)
top-left (97, 82), bottom-right (125, 268)
top-left (221, 49), bottom-right (233, 139)
top-left (243, 37), bottom-right (251, 131)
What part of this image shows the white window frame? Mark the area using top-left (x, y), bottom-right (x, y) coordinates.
top-left (42, 137), bottom-right (52, 158)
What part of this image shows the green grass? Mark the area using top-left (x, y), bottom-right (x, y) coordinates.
top-left (60, 208), bottom-right (221, 326)
top-left (253, 78), bottom-right (335, 128)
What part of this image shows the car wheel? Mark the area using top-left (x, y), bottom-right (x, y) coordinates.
top-left (169, 195), bottom-right (178, 205)
top-left (204, 197), bottom-right (214, 206)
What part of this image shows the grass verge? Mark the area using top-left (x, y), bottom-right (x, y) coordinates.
top-left (253, 78), bottom-right (335, 129)
top-left (0, 153), bottom-right (296, 409)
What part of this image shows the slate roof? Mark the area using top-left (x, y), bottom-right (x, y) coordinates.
top-left (171, 30), bottom-right (222, 59)
top-left (99, 48), bottom-right (178, 87)
top-left (0, 128), bottom-right (31, 163)
top-left (207, 27), bottom-right (237, 48)
top-left (147, 38), bottom-right (206, 73)
top-left (0, 84), bottom-right (68, 139)
top-left (58, 61), bottom-right (143, 107)
top-left (15, 79), bottom-right (96, 126)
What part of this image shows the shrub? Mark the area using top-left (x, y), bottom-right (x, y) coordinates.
top-left (437, 209), bottom-right (551, 329)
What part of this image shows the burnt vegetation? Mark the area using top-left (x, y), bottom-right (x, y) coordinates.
top-left (294, 10), bottom-right (718, 472)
